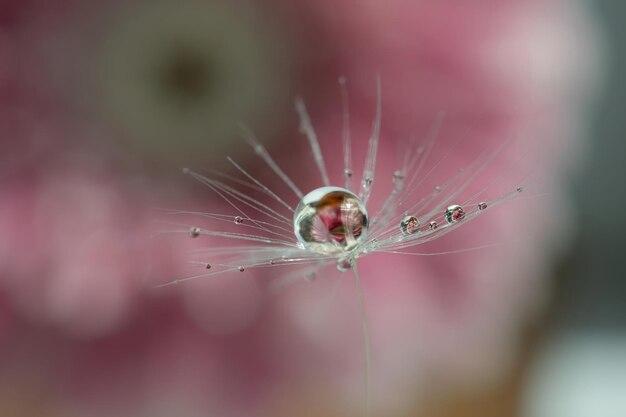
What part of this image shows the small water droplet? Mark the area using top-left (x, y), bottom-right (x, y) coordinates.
top-left (343, 168), bottom-right (353, 179)
top-left (205, 263), bottom-right (212, 269)
top-left (434, 186), bottom-right (442, 193)
top-left (363, 177), bottom-right (373, 187)
top-left (189, 227), bottom-right (201, 238)
top-left (238, 266), bottom-right (245, 272)
top-left (269, 259), bottom-right (276, 265)
top-left (445, 205), bottom-right (466, 223)
top-left (478, 202), bottom-right (488, 211)
top-left (182, 167), bottom-right (190, 175)
top-left (516, 186), bottom-right (524, 193)
top-left (400, 215), bottom-right (421, 235)
top-left (234, 216), bottom-right (244, 224)
top-left (392, 170), bottom-right (404, 183)
top-left (429, 221), bottom-right (438, 230)
top-left (336, 257), bottom-right (352, 272)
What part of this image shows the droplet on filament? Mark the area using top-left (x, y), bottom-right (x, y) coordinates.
top-left (293, 186), bottom-right (369, 255)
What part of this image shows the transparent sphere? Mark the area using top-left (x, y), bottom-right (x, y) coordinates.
top-left (294, 186), bottom-right (369, 255)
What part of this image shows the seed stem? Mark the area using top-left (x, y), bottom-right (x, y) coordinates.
top-left (353, 262), bottom-right (371, 417)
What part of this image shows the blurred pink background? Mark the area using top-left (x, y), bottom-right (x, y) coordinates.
top-left (0, 1), bottom-right (603, 416)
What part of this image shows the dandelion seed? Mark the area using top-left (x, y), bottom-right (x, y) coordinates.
top-left (160, 79), bottom-right (531, 417)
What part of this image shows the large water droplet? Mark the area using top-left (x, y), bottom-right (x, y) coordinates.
top-left (445, 205), bottom-right (465, 223)
top-left (189, 226), bottom-right (201, 238)
top-left (294, 186), bottom-right (368, 255)
top-left (400, 215), bottom-right (420, 235)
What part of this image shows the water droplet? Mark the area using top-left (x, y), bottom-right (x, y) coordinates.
top-left (445, 205), bottom-right (466, 223)
top-left (189, 226), bottom-right (201, 238)
top-left (294, 186), bottom-right (369, 255)
top-left (234, 216), bottom-right (244, 224)
top-left (429, 221), bottom-right (438, 230)
top-left (478, 202), bottom-right (488, 211)
top-left (400, 215), bottom-right (421, 235)
top-left (238, 266), bottom-right (245, 272)
top-left (205, 263), bottom-right (212, 269)
top-left (336, 257), bottom-right (352, 272)
top-left (363, 177), bottom-right (373, 187)
top-left (343, 168), bottom-right (353, 179)
top-left (434, 186), bottom-right (442, 193)
top-left (392, 170), bottom-right (404, 183)
top-left (516, 186), bottom-right (524, 193)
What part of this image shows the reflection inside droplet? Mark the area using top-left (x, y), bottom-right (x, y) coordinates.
top-left (294, 187), bottom-right (369, 255)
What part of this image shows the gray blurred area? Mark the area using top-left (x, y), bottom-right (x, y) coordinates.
top-left (523, 1), bottom-right (626, 416)
top-left (565, 0), bottom-right (626, 330)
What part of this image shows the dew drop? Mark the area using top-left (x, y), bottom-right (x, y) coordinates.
top-left (336, 257), bottom-right (353, 272)
top-left (434, 186), bottom-right (442, 193)
top-left (294, 186), bottom-right (368, 255)
top-left (392, 170), bottom-right (404, 183)
top-left (234, 216), bottom-right (244, 224)
top-left (205, 263), bottom-right (212, 269)
top-left (429, 221), bottom-right (438, 230)
top-left (516, 186), bottom-right (524, 193)
top-left (478, 202), bottom-right (488, 211)
top-left (400, 215), bottom-right (421, 235)
top-left (238, 266), bottom-right (245, 272)
top-left (189, 226), bottom-right (201, 238)
top-left (343, 168), bottom-right (353, 179)
top-left (445, 205), bottom-right (466, 224)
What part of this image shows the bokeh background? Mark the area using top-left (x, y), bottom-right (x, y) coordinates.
top-left (0, 0), bottom-right (622, 416)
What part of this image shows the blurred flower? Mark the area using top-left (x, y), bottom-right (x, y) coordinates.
top-left (0, 0), bottom-right (602, 416)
